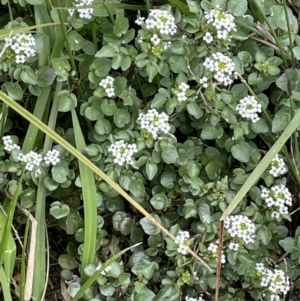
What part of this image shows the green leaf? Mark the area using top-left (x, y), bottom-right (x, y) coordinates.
top-left (198, 203), bottom-right (212, 224)
top-left (150, 93), bottom-right (168, 108)
top-left (50, 203), bottom-right (70, 219)
top-left (231, 142), bottom-right (252, 163)
top-left (186, 0), bottom-right (201, 13)
top-left (58, 91), bottom-right (77, 112)
top-left (272, 109), bottom-right (291, 133)
top-left (276, 69), bottom-right (300, 92)
top-left (67, 31), bottom-right (84, 51)
top-left (272, 5), bottom-right (298, 33)
top-left (91, 58), bottom-right (112, 78)
top-left (95, 118), bottom-right (112, 135)
top-left (201, 124), bottom-right (223, 140)
top-left (279, 237), bottom-right (295, 253)
top-left (258, 225), bottom-right (272, 245)
top-left (161, 146), bottom-right (178, 164)
top-left (146, 161), bottom-right (158, 180)
top-left (227, 0), bottom-right (247, 16)
top-left (58, 254), bottom-right (79, 270)
top-left (150, 194), bottom-right (168, 211)
top-left (95, 45), bottom-right (117, 58)
top-left (251, 118), bottom-right (269, 133)
top-left (2, 83), bottom-right (23, 101)
top-left (146, 64), bottom-right (158, 83)
top-left (292, 46), bottom-right (300, 60)
top-left (51, 162), bottom-right (69, 183)
top-left (113, 15), bottom-right (129, 37)
top-left (100, 99), bottom-right (116, 116)
top-left (36, 66), bottom-right (57, 87)
top-left (187, 102), bottom-right (203, 119)
top-left (140, 214), bottom-right (161, 235)
top-left (20, 67), bottom-right (37, 85)
top-left (113, 109), bottom-right (130, 128)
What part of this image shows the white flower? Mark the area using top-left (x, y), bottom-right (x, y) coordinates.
top-left (174, 82), bottom-right (189, 102)
top-left (2, 135), bottom-right (20, 152)
top-left (203, 52), bottom-right (235, 86)
top-left (74, 0), bottom-right (94, 19)
top-left (207, 241), bottom-right (226, 263)
top-left (203, 32), bottom-right (213, 44)
top-left (44, 149), bottom-right (60, 166)
top-left (236, 95), bottom-right (262, 123)
top-left (261, 185), bottom-right (292, 218)
top-left (256, 263), bottom-right (290, 298)
top-left (140, 9), bottom-right (177, 36)
top-left (224, 215), bottom-right (256, 245)
top-left (228, 242), bottom-right (239, 251)
top-left (18, 151), bottom-right (43, 174)
top-left (135, 16), bottom-right (145, 25)
top-left (138, 109), bottom-right (171, 139)
top-left (5, 33), bottom-right (36, 64)
top-left (175, 230), bottom-right (190, 255)
top-left (199, 77), bottom-right (208, 88)
top-left (108, 140), bottom-right (138, 166)
top-left (269, 154), bottom-right (288, 177)
top-left (185, 295), bottom-right (205, 301)
top-left (150, 34), bottom-right (161, 45)
top-left (99, 76), bottom-right (115, 97)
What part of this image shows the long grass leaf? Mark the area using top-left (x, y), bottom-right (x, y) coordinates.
top-left (0, 91), bottom-right (212, 271)
top-left (0, 206), bottom-right (16, 281)
top-left (0, 171), bottom-right (23, 267)
top-left (221, 108), bottom-right (300, 220)
top-left (71, 109), bottom-right (97, 283)
top-left (0, 266), bottom-right (12, 301)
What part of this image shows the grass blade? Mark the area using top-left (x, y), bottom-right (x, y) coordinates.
top-left (0, 266), bottom-right (12, 301)
top-left (71, 109), bottom-right (97, 283)
top-left (0, 171), bottom-right (23, 268)
top-left (0, 206), bottom-right (16, 281)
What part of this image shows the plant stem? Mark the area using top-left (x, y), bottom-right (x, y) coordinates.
top-left (251, 0), bottom-right (288, 68)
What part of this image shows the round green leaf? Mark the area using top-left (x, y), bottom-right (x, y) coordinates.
top-left (231, 141), bottom-right (252, 163)
top-left (58, 254), bottom-right (78, 270)
top-left (150, 194), bottom-right (168, 210)
top-left (140, 214), bottom-right (161, 235)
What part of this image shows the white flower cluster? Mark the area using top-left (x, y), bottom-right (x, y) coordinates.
top-left (2, 136), bottom-right (60, 175)
top-left (18, 151), bottom-right (43, 176)
top-left (269, 154), bottom-right (288, 177)
top-left (185, 295), bottom-right (205, 301)
top-left (5, 33), bottom-right (36, 64)
top-left (99, 76), bottom-right (115, 97)
top-left (108, 140), bottom-right (138, 166)
top-left (2, 136), bottom-right (20, 152)
top-left (224, 215), bottom-right (256, 244)
top-left (203, 7), bottom-right (237, 44)
top-left (70, 0), bottom-right (94, 19)
top-left (203, 52), bottom-right (236, 86)
top-left (256, 263), bottom-right (290, 299)
top-left (175, 230), bottom-right (190, 255)
top-left (174, 83), bottom-right (189, 102)
top-left (138, 109), bottom-right (170, 139)
top-left (44, 149), bottom-right (60, 166)
top-left (137, 9), bottom-right (177, 36)
top-left (207, 241), bottom-right (226, 263)
top-left (236, 95), bottom-right (262, 123)
top-left (261, 185), bottom-right (292, 218)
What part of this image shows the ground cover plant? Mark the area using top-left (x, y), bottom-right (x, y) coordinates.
top-left (2, 0), bottom-right (300, 300)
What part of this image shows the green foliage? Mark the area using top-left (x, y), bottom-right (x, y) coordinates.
top-left (2, 0), bottom-right (300, 300)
